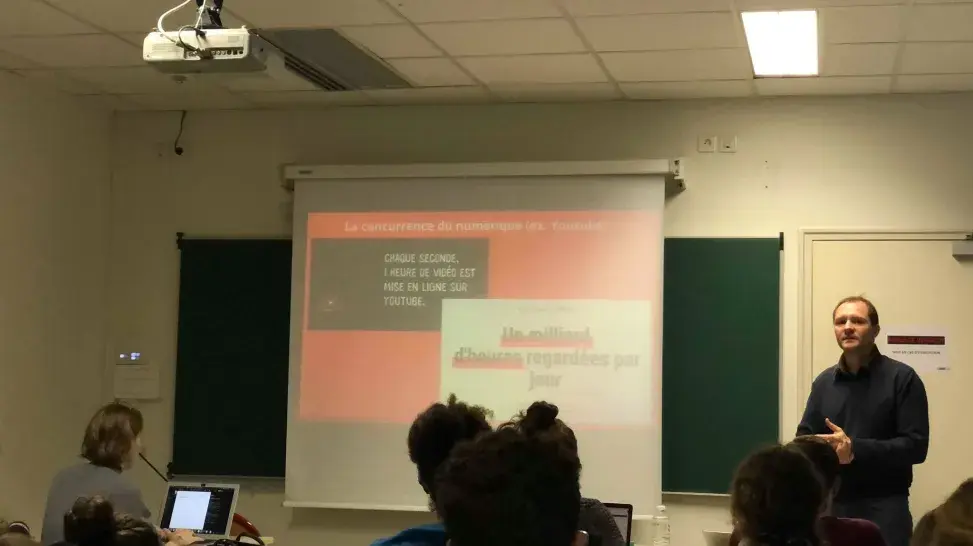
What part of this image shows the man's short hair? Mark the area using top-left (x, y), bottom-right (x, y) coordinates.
top-left (833, 296), bottom-right (880, 326)
top-left (81, 402), bottom-right (143, 470)
top-left (435, 412), bottom-right (582, 546)
top-left (789, 436), bottom-right (840, 492)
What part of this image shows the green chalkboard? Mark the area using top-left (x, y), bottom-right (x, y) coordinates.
top-left (171, 237), bottom-right (781, 486)
top-left (661, 237), bottom-right (781, 494)
top-left (171, 238), bottom-right (291, 477)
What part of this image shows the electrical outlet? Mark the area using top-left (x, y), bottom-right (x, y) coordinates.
top-left (719, 136), bottom-right (738, 153)
top-left (698, 136), bottom-right (717, 153)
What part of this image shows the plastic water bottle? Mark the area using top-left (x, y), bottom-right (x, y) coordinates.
top-left (652, 504), bottom-right (670, 546)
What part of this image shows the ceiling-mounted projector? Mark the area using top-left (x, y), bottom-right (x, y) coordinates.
top-left (143, 28), bottom-right (269, 74)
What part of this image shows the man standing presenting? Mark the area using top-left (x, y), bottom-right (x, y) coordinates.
top-left (798, 296), bottom-right (929, 546)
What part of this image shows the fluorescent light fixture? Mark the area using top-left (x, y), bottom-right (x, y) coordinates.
top-left (741, 10), bottom-right (818, 77)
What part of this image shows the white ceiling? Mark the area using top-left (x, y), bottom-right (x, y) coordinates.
top-left (4, 0), bottom-right (973, 110)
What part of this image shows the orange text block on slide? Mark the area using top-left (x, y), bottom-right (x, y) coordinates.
top-left (298, 210), bottom-right (661, 424)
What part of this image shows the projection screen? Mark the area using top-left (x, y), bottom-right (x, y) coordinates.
top-left (285, 162), bottom-right (668, 513)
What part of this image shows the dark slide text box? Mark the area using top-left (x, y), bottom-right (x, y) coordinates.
top-left (308, 238), bottom-right (489, 331)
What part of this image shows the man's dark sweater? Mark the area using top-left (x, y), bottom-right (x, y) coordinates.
top-left (797, 349), bottom-right (929, 501)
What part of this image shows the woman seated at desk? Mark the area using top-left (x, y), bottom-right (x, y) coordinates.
top-left (41, 402), bottom-right (151, 546)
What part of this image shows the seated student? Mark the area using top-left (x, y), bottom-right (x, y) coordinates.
top-left (62, 497), bottom-right (161, 546)
top-left (434, 401), bottom-right (588, 546)
top-left (371, 395), bottom-right (493, 546)
top-left (730, 437), bottom-right (886, 546)
top-left (41, 403), bottom-right (150, 546)
top-left (912, 479), bottom-right (973, 546)
top-left (730, 444), bottom-right (826, 546)
top-left (506, 402), bottom-right (624, 546)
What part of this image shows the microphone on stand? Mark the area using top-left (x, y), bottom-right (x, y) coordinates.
top-left (140, 452), bottom-right (170, 482)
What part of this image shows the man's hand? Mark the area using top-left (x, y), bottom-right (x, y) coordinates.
top-left (815, 418), bottom-right (855, 464)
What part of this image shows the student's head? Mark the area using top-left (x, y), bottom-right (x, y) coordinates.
top-left (731, 444), bottom-right (826, 546)
top-left (407, 394), bottom-right (492, 500)
top-left (435, 402), bottom-right (584, 546)
top-left (832, 296), bottom-right (880, 354)
top-left (81, 402), bottom-right (144, 471)
top-left (788, 436), bottom-right (840, 501)
top-left (914, 480), bottom-right (973, 546)
top-left (913, 508), bottom-right (973, 546)
top-left (64, 497), bottom-right (161, 546)
top-left (506, 401), bottom-right (578, 455)
top-left (941, 479), bottom-right (973, 526)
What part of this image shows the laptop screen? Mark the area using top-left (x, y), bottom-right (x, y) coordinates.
top-left (159, 484), bottom-right (237, 536)
top-left (604, 503), bottom-right (633, 544)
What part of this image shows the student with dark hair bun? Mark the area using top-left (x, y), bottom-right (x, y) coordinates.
top-left (42, 403), bottom-right (151, 546)
top-left (731, 444), bottom-right (826, 546)
top-left (436, 401), bottom-right (586, 546)
top-left (63, 497), bottom-right (161, 546)
top-left (371, 395), bottom-right (493, 546)
top-left (503, 402), bottom-right (624, 546)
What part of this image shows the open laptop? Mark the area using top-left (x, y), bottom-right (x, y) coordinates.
top-left (158, 482), bottom-right (240, 541)
top-left (603, 503), bottom-right (633, 546)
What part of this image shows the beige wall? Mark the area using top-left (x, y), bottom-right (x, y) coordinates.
top-left (107, 94), bottom-right (973, 546)
top-left (0, 72), bottom-right (112, 525)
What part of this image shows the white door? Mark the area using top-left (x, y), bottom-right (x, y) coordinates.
top-left (808, 234), bottom-right (973, 521)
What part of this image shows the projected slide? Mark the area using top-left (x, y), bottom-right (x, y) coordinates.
top-left (298, 210), bottom-right (659, 425)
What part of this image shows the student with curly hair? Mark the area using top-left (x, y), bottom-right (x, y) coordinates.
top-left (63, 496), bottom-right (161, 546)
top-left (371, 395), bottom-right (493, 546)
top-left (504, 402), bottom-right (624, 546)
top-left (435, 401), bottom-right (587, 546)
top-left (730, 444), bottom-right (826, 546)
top-left (730, 437), bottom-right (886, 546)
